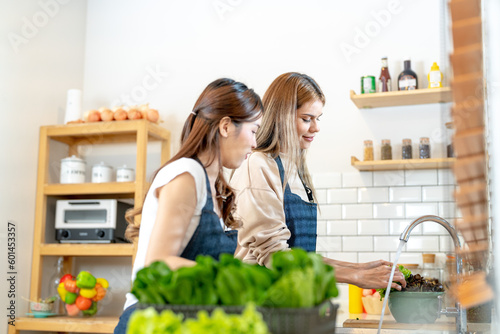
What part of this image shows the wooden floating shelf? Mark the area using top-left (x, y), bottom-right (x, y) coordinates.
top-left (351, 156), bottom-right (456, 171)
top-left (10, 316), bottom-right (118, 333)
top-left (39, 243), bottom-right (134, 256)
top-left (350, 87), bottom-right (452, 108)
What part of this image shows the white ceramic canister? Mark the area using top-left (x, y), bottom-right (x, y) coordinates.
top-left (116, 165), bottom-right (135, 182)
top-left (60, 155), bottom-right (86, 184)
top-left (92, 162), bottom-right (113, 183)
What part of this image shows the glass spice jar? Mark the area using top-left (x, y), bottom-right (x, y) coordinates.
top-left (419, 137), bottom-right (431, 159)
top-left (402, 138), bottom-right (412, 159)
top-left (381, 139), bottom-right (392, 160)
top-left (364, 140), bottom-right (374, 161)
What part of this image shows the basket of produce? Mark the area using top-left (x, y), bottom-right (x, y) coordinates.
top-left (378, 265), bottom-right (445, 324)
top-left (133, 249), bottom-right (339, 334)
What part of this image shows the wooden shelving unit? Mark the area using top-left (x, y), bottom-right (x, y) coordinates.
top-left (11, 120), bottom-right (170, 334)
top-left (8, 316), bottom-right (118, 334)
top-left (351, 156), bottom-right (456, 171)
top-left (349, 87), bottom-right (452, 108)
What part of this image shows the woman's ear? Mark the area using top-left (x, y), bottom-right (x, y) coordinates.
top-left (219, 116), bottom-right (232, 138)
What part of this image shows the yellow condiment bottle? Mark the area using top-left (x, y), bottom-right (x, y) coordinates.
top-left (428, 62), bottom-right (443, 88)
top-left (348, 284), bottom-right (364, 314)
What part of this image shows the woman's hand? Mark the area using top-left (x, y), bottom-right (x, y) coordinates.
top-left (352, 265), bottom-right (407, 290)
top-left (356, 259), bottom-right (393, 270)
top-left (324, 257), bottom-right (406, 290)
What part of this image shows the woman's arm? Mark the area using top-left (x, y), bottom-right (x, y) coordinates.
top-left (232, 154), bottom-right (291, 267)
top-left (323, 257), bottom-right (407, 290)
top-left (144, 172), bottom-right (198, 270)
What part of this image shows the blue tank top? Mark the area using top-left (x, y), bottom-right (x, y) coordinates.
top-left (180, 159), bottom-right (237, 260)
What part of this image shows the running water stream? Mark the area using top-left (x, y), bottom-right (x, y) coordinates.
top-left (377, 239), bottom-right (406, 334)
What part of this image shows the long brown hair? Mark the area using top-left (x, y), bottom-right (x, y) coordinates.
top-left (255, 72), bottom-right (325, 202)
top-left (125, 78), bottom-right (263, 241)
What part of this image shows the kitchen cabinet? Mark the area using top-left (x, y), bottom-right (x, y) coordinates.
top-left (349, 87), bottom-right (452, 109)
top-left (10, 120), bottom-right (170, 334)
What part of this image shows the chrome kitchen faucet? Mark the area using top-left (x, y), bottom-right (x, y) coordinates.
top-left (400, 215), bottom-right (467, 333)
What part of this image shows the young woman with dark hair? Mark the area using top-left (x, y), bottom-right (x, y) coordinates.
top-left (114, 78), bottom-right (262, 334)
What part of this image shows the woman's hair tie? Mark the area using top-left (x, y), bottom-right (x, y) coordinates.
top-left (191, 111), bottom-right (197, 116)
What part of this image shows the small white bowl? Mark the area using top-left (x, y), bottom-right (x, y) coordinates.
top-left (30, 301), bottom-right (54, 313)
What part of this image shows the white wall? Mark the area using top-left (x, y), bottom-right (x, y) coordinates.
top-left (82, 0), bottom-right (450, 175)
top-left (0, 1), bottom-right (87, 333)
top-left (79, 0), bottom-right (453, 314)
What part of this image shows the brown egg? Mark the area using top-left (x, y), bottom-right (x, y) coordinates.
top-left (127, 108), bottom-right (143, 120)
top-left (113, 108), bottom-right (128, 121)
top-left (99, 108), bottom-right (114, 122)
top-left (146, 108), bottom-right (159, 123)
top-left (87, 110), bottom-right (101, 122)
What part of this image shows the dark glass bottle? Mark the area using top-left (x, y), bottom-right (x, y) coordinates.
top-left (398, 59), bottom-right (418, 90)
top-left (378, 57), bottom-right (392, 92)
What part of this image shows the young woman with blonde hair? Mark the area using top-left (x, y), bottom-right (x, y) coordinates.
top-left (230, 72), bottom-right (406, 290)
top-left (114, 78), bottom-right (263, 334)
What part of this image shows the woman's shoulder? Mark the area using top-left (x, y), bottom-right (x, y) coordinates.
top-left (246, 152), bottom-right (277, 169)
top-left (231, 152), bottom-right (280, 189)
top-left (155, 158), bottom-right (206, 184)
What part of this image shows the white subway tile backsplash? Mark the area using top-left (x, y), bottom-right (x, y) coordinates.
top-left (358, 252), bottom-right (391, 263)
top-left (316, 236), bottom-right (342, 252)
top-left (405, 202), bottom-right (439, 218)
top-left (405, 236), bottom-right (440, 252)
top-left (317, 221), bottom-right (327, 236)
top-left (325, 252), bottom-right (358, 263)
top-left (313, 172), bottom-right (342, 189)
top-left (405, 169), bottom-right (438, 186)
top-left (392, 252), bottom-right (423, 266)
top-left (318, 204), bottom-right (342, 220)
top-left (389, 219), bottom-right (422, 235)
top-left (389, 187), bottom-right (422, 202)
top-left (342, 172), bottom-right (373, 188)
top-left (422, 186), bottom-right (455, 202)
top-left (310, 168), bottom-right (459, 262)
top-left (326, 220), bottom-right (357, 236)
top-left (316, 189), bottom-right (328, 204)
top-left (342, 204), bottom-right (373, 219)
top-left (358, 220), bottom-right (389, 235)
top-left (327, 188), bottom-right (358, 204)
top-left (439, 236), bottom-right (454, 252)
top-left (373, 203), bottom-right (405, 219)
top-left (422, 220), bottom-right (454, 235)
top-left (438, 169), bottom-right (456, 185)
top-left (342, 236), bottom-right (373, 252)
top-left (358, 187), bottom-right (389, 203)
top-left (373, 171), bottom-right (405, 186)
top-left (439, 202), bottom-right (460, 219)
top-left (374, 236), bottom-right (403, 252)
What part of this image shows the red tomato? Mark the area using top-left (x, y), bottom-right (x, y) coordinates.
top-left (75, 295), bottom-right (92, 311)
top-left (59, 274), bottom-right (74, 284)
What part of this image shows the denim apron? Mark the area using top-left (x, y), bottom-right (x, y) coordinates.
top-left (114, 160), bottom-right (237, 334)
top-left (275, 156), bottom-right (317, 252)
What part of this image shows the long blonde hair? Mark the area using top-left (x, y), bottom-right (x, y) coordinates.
top-left (125, 78), bottom-right (263, 241)
top-left (256, 72), bottom-right (325, 202)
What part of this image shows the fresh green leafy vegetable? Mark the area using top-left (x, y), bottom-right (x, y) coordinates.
top-left (376, 264), bottom-right (412, 299)
top-left (126, 304), bottom-right (269, 334)
top-left (131, 249), bottom-right (338, 308)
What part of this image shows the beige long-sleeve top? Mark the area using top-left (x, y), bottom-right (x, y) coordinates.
top-left (230, 152), bottom-right (312, 267)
